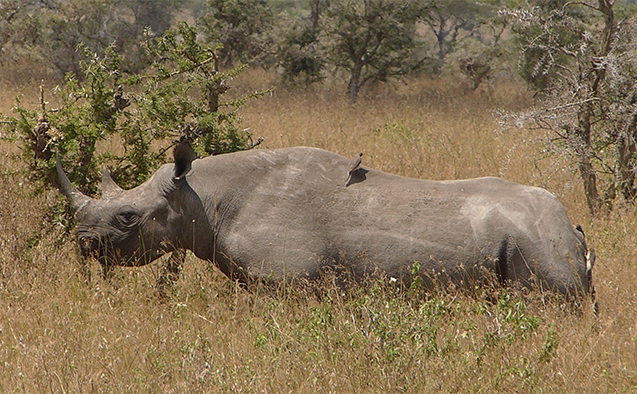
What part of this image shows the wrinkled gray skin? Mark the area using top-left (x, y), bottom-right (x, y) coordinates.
top-left (57, 141), bottom-right (595, 298)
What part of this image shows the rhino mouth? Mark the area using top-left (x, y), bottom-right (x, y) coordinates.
top-left (77, 229), bottom-right (153, 267)
top-left (79, 234), bottom-right (101, 258)
top-left (77, 231), bottom-right (127, 265)
top-left (78, 232), bottom-right (110, 260)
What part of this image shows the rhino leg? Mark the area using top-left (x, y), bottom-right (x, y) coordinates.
top-left (494, 236), bottom-right (536, 289)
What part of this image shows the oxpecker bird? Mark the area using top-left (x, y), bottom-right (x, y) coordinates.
top-left (346, 152), bottom-right (364, 185)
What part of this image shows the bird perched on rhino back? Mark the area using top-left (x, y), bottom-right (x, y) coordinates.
top-left (346, 152), bottom-right (364, 185)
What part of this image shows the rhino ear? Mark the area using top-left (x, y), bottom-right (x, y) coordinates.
top-left (102, 168), bottom-right (124, 199)
top-left (173, 140), bottom-right (197, 180)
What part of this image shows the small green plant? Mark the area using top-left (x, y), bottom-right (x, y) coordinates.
top-left (408, 261), bottom-right (424, 297)
top-left (2, 22), bottom-right (269, 195)
top-left (538, 323), bottom-right (560, 363)
top-left (494, 289), bottom-right (539, 342)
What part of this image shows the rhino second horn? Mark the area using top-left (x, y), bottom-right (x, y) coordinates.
top-left (55, 152), bottom-right (91, 212)
top-left (102, 168), bottom-right (124, 199)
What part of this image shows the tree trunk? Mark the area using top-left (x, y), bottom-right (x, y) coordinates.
top-left (436, 28), bottom-right (447, 60)
top-left (571, 0), bottom-right (618, 215)
top-left (595, 0), bottom-right (636, 202)
top-left (310, 0), bottom-right (320, 30)
top-left (348, 64), bottom-right (362, 102)
top-left (569, 122), bottom-right (602, 215)
top-left (617, 110), bottom-right (637, 201)
top-left (577, 143), bottom-right (603, 215)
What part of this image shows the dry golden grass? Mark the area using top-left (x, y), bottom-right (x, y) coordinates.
top-left (1, 71), bottom-right (636, 393)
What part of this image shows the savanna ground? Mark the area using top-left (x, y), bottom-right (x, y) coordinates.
top-left (1, 70), bottom-right (637, 393)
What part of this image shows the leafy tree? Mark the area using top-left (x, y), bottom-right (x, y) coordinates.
top-left (0, 0), bottom-right (184, 78)
top-left (275, 0), bottom-right (513, 91)
top-left (415, 0), bottom-right (512, 82)
top-left (502, 1), bottom-right (637, 215)
top-left (270, 0), bottom-right (329, 85)
top-left (276, 14), bottom-right (325, 85)
top-left (421, 0), bottom-right (489, 61)
top-left (43, 0), bottom-right (118, 78)
top-left (138, 22), bottom-right (268, 159)
top-left (197, 0), bottom-right (276, 67)
top-left (433, 1), bottom-right (512, 90)
top-left (319, 0), bottom-right (424, 101)
top-left (2, 22), bottom-right (267, 195)
top-left (0, 0), bottom-right (43, 66)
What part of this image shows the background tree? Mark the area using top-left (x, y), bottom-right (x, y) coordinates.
top-left (42, 0), bottom-right (118, 78)
top-left (0, 0), bottom-right (184, 79)
top-left (277, 20), bottom-right (325, 85)
top-left (503, 1), bottom-right (637, 215)
top-left (0, 0), bottom-right (43, 67)
top-left (0, 0), bottom-right (515, 99)
top-left (444, 1), bottom-right (512, 90)
top-left (421, 0), bottom-right (487, 61)
top-left (319, 0), bottom-right (423, 101)
top-left (111, 0), bottom-right (186, 72)
top-left (275, 0), bottom-right (326, 85)
top-left (198, 0), bottom-right (276, 67)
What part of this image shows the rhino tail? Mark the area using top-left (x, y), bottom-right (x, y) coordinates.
top-left (574, 224), bottom-right (595, 276)
top-left (575, 224), bottom-right (597, 313)
top-left (586, 247), bottom-right (598, 314)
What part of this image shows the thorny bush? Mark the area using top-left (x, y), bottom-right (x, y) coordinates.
top-left (2, 22), bottom-right (269, 197)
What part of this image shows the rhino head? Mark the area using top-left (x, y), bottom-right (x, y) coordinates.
top-left (56, 142), bottom-right (199, 270)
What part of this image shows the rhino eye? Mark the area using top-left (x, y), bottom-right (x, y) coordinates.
top-left (118, 210), bottom-right (140, 226)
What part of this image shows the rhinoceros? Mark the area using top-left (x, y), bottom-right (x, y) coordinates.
top-left (56, 141), bottom-right (595, 298)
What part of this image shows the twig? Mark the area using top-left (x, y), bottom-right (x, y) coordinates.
top-left (543, 97), bottom-right (601, 112)
top-left (52, 372), bottom-right (67, 394)
top-left (143, 55), bottom-right (218, 80)
top-left (563, 1), bottom-right (601, 13)
top-left (195, 313), bottom-right (214, 325)
top-left (169, 54), bottom-right (217, 78)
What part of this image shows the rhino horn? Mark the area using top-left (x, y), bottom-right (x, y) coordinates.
top-left (56, 152), bottom-right (91, 212)
top-left (102, 167), bottom-right (124, 199)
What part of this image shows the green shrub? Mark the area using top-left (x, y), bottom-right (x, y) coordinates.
top-left (2, 22), bottom-right (269, 195)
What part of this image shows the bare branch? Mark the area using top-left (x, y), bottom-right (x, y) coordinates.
top-left (543, 98), bottom-right (601, 112)
top-left (562, 2), bottom-right (599, 12)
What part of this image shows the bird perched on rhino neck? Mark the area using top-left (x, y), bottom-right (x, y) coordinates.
top-left (346, 152), bottom-right (365, 185)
